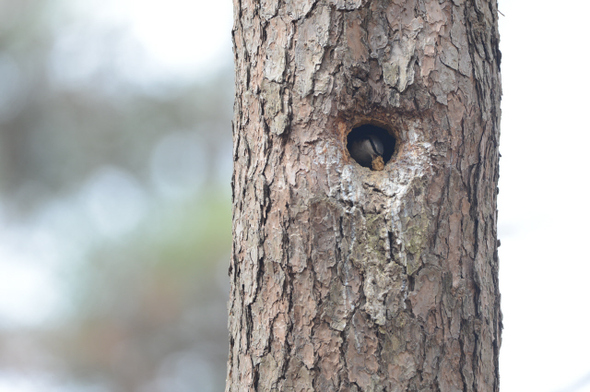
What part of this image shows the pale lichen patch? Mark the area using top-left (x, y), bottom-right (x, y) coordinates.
top-left (329, 0), bottom-right (366, 11)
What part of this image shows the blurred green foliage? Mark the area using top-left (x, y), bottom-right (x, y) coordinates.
top-left (0, 0), bottom-right (233, 391)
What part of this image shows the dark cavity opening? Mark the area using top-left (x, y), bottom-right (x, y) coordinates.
top-left (347, 124), bottom-right (396, 170)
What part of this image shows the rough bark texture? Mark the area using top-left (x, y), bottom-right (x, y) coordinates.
top-left (228, 0), bottom-right (501, 391)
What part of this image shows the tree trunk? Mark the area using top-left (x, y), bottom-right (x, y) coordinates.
top-left (228, 0), bottom-right (501, 391)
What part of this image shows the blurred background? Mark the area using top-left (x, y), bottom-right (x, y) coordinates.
top-left (0, 0), bottom-right (589, 392)
top-left (0, 0), bottom-right (233, 391)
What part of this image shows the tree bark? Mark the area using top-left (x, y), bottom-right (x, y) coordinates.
top-left (228, 0), bottom-right (501, 391)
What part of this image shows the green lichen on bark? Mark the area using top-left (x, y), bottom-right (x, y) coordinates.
top-left (365, 213), bottom-right (390, 265)
top-left (399, 176), bottom-right (432, 276)
top-left (402, 209), bottom-right (430, 276)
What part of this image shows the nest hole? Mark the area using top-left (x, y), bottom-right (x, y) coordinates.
top-left (346, 123), bottom-right (396, 170)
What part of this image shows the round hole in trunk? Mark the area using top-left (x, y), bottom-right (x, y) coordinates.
top-left (346, 124), bottom-right (396, 170)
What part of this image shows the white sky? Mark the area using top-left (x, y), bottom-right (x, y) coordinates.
top-left (123, 0), bottom-right (233, 77)
top-left (498, 1), bottom-right (590, 391)
top-left (1, 0), bottom-right (589, 391)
